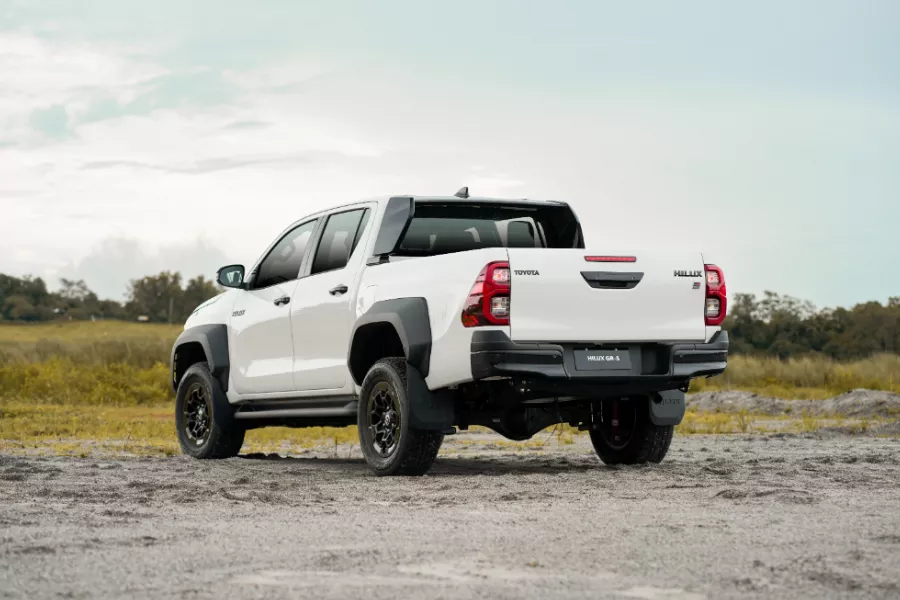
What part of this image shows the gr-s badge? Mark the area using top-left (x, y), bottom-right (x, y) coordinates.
top-left (232, 310), bottom-right (245, 317)
top-left (673, 270), bottom-right (702, 278)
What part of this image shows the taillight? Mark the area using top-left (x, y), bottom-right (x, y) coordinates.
top-left (704, 264), bottom-right (727, 326)
top-left (462, 261), bottom-right (511, 327)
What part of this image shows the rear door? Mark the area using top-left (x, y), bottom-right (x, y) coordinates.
top-left (290, 207), bottom-right (371, 392)
top-left (506, 249), bottom-right (707, 343)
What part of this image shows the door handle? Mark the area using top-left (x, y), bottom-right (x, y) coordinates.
top-left (329, 285), bottom-right (349, 296)
top-left (273, 296), bottom-right (291, 306)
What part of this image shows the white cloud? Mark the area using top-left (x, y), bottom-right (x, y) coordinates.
top-left (0, 31), bottom-right (165, 142)
top-left (1, 23), bottom-right (899, 307)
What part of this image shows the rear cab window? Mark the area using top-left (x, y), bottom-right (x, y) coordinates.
top-left (395, 202), bottom-right (583, 257)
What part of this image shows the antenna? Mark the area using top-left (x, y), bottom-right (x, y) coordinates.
top-left (454, 186), bottom-right (469, 199)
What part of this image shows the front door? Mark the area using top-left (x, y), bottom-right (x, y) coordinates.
top-left (291, 207), bottom-right (371, 392)
top-left (229, 218), bottom-right (318, 395)
top-left (229, 282), bottom-right (298, 395)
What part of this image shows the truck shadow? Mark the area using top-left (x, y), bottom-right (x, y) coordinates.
top-left (237, 453), bottom-right (613, 476)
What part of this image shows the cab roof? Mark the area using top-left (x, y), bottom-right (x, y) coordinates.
top-left (409, 195), bottom-right (567, 207)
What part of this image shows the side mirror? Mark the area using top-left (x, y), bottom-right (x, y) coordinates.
top-left (217, 264), bottom-right (245, 288)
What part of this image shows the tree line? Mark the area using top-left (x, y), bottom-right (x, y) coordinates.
top-left (1, 272), bottom-right (898, 360)
top-left (726, 292), bottom-right (899, 360)
top-left (0, 272), bottom-right (219, 324)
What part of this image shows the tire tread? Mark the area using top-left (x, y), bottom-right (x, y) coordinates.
top-left (358, 357), bottom-right (443, 476)
top-left (176, 362), bottom-right (244, 460)
top-left (589, 397), bottom-right (673, 465)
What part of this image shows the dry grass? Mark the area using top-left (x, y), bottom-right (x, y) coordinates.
top-left (2, 321), bottom-right (899, 402)
top-left (0, 359), bottom-right (172, 405)
top-left (1, 321), bottom-right (899, 454)
top-left (692, 353), bottom-right (900, 398)
top-left (0, 321), bottom-right (180, 368)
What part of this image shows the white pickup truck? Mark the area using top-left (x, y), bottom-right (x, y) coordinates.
top-left (171, 191), bottom-right (728, 475)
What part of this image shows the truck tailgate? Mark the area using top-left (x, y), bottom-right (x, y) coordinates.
top-left (506, 249), bottom-right (707, 343)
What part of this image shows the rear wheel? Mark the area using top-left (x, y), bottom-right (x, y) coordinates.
top-left (357, 358), bottom-right (444, 476)
top-left (589, 396), bottom-right (673, 465)
top-left (175, 362), bottom-right (244, 459)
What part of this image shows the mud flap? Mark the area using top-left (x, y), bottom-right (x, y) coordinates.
top-left (405, 363), bottom-right (455, 431)
top-left (649, 390), bottom-right (685, 426)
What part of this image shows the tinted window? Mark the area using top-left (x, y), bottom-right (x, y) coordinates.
top-left (310, 209), bottom-right (367, 275)
top-left (395, 202), bottom-right (581, 255)
top-left (254, 220), bottom-right (317, 288)
top-left (398, 216), bottom-right (544, 255)
top-left (505, 220), bottom-right (539, 248)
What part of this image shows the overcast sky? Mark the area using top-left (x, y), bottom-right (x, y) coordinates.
top-left (1, 1), bottom-right (898, 306)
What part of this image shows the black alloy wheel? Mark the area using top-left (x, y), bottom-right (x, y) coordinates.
top-left (174, 361), bottom-right (244, 459)
top-left (367, 381), bottom-right (402, 457)
top-left (182, 382), bottom-right (212, 447)
top-left (356, 358), bottom-right (444, 476)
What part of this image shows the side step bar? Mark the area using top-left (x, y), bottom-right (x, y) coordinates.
top-left (234, 397), bottom-right (357, 421)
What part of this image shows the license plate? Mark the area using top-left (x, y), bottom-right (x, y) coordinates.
top-left (574, 349), bottom-right (632, 371)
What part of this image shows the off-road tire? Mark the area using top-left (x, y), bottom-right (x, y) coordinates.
top-left (589, 396), bottom-right (673, 465)
top-left (357, 358), bottom-right (444, 476)
top-left (175, 362), bottom-right (245, 459)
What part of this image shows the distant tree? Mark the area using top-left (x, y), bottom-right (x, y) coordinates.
top-left (0, 274), bottom-right (55, 321)
top-left (59, 278), bottom-right (93, 302)
top-left (125, 272), bottom-right (185, 323)
top-left (3, 295), bottom-right (39, 321)
top-left (97, 299), bottom-right (127, 320)
top-left (721, 292), bottom-right (900, 360)
top-left (182, 276), bottom-right (220, 319)
top-left (123, 272), bottom-right (220, 323)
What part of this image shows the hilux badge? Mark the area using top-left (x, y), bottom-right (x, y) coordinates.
top-left (587, 354), bottom-right (620, 362)
top-left (674, 270), bottom-right (702, 278)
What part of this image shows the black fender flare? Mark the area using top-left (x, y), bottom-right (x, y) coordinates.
top-left (348, 297), bottom-right (431, 384)
top-left (170, 324), bottom-right (230, 393)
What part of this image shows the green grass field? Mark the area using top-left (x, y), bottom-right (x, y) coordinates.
top-left (1, 320), bottom-right (898, 456)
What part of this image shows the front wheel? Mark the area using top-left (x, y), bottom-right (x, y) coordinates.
top-left (589, 396), bottom-right (673, 465)
top-left (357, 358), bottom-right (444, 476)
top-left (175, 362), bottom-right (245, 459)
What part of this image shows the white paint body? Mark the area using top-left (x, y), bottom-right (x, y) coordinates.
top-left (182, 196), bottom-right (723, 404)
top-left (506, 248), bottom-right (707, 343)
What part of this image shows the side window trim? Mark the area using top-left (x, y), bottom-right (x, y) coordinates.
top-left (295, 217), bottom-right (327, 281)
top-left (249, 217), bottom-right (321, 290)
top-left (350, 208), bottom-right (371, 255)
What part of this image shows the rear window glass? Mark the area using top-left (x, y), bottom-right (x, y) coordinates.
top-left (395, 203), bottom-right (582, 256)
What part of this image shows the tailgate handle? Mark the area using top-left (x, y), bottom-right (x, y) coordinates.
top-left (580, 271), bottom-right (644, 290)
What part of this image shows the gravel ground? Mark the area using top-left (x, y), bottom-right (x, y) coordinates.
top-left (2, 433), bottom-right (900, 600)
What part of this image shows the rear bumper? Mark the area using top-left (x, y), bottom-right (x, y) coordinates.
top-left (470, 330), bottom-right (728, 392)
